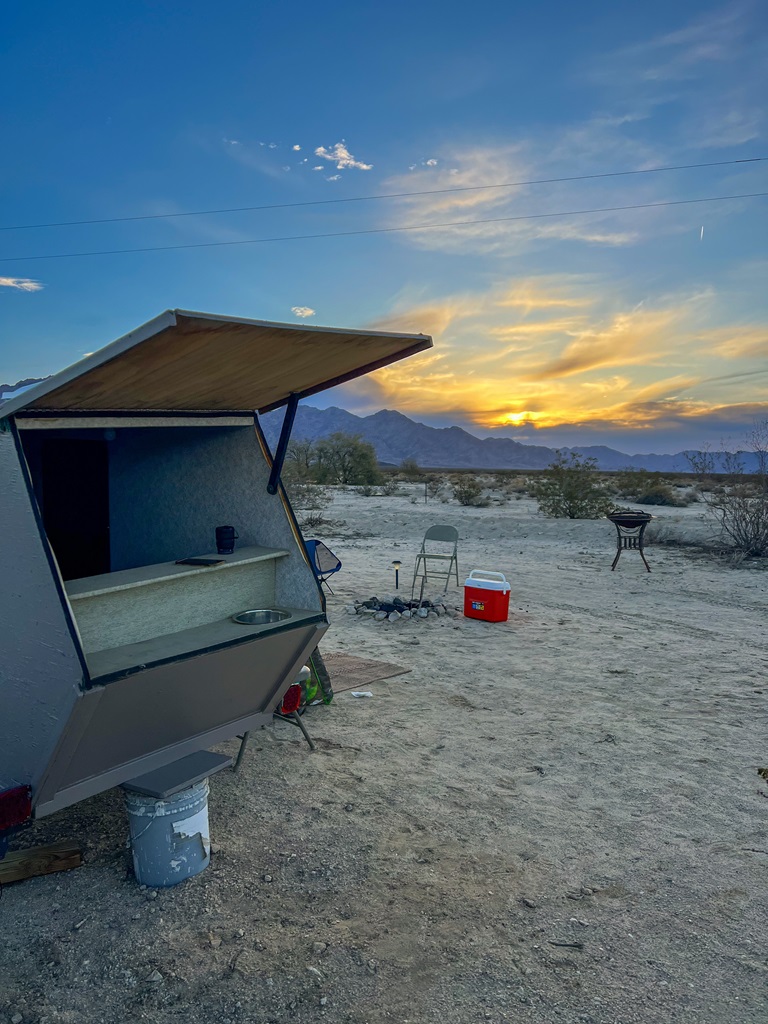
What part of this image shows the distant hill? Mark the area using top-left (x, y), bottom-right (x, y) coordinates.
top-left (1, 381), bottom-right (759, 473)
top-left (261, 404), bottom-right (762, 474)
top-left (0, 377), bottom-right (48, 405)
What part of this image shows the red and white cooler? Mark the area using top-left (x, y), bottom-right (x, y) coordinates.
top-left (463, 569), bottom-right (511, 622)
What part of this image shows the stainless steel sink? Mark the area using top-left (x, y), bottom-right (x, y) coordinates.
top-left (232, 609), bottom-right (291, 625)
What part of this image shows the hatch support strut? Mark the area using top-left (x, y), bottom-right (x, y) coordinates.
top-left (267, 392), bottom-right (300, 495)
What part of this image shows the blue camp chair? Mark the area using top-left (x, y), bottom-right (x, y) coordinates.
top-left (305, 539), bottom-right (342, 594)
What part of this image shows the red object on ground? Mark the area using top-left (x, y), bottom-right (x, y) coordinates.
top-left (0, 785), bottom-right (33, 831)
top-left (280, 684), bottom-right (302, 715)
top-left (463, 570), bottom-right (511, 623)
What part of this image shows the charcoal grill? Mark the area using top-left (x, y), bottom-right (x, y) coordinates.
top-left (607, 510), bottom-right (653, 572)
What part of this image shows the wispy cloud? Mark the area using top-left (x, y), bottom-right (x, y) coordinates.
top-left (591, 4), bottom-right (752, 86)
top-left (314, 141), bottom-right (373, 171)
top-left (291, 306), bottom-right (316, 318)
top-left (529, 306), bottom-right (686, 379)
top-left (702, 324), bottom-right (768, 358)
top-left (367, 294), bottom-right (484, 337)
top-left (497, 277), bottom-right (596, 313)
top-left (587, 3), bottom-right (765, 149)
top-left (0, 277), bottom-right (44, 292)
top-left (383, 136), bottom-right (668, 255)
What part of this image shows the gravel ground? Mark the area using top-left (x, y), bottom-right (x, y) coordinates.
top-left (2, 489), bottom-right (766, 1024)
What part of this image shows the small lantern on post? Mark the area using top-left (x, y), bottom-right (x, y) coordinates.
top-left (391, 559), bottom-right (402, 590)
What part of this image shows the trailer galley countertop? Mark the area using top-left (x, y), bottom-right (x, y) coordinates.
top-left (63, 545), bottom-right (297, 657)
top-left (83, 606), bottom-right (325, 684)
top-left (65, 545), bottom-right (290, 599)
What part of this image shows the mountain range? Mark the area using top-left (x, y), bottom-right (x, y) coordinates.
top-left (261, 404), bottom-right (762, 474)
top-left (1, 378), bottom-right (759, 473)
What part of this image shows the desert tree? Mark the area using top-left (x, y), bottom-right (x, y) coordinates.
top-left (284, 438), bottom-right (317, 482)
top-left (532, 450), bottom-right (613, 519)
top-left (314, 432), bottom-right (381, 486)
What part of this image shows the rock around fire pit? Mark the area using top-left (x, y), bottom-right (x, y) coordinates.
top-left (343, 595), bottom-right (463, 623)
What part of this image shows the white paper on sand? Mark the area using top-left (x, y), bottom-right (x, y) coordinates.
top-left (350, 691), bottom-right (374, 698)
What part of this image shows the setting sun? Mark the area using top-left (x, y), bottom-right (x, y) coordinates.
top-left (499, 411), bottom-right (539, 427)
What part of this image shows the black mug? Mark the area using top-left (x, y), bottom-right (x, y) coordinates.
top-left (215, 525), bottom-right (238, 554)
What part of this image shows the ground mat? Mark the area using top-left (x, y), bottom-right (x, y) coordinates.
top-left (322, 652), bottom-right (411, 693)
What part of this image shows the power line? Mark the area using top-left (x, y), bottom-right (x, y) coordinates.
top-left (0, 157), bottom-right (764, 232)
top-left (1, 191), bottom-right (765, 264)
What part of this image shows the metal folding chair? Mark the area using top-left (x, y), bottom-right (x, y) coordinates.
top-left (411, 524), bottom-right (459, 596)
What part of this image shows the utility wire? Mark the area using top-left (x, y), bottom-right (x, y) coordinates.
top-left (1, 191), bottom-right (765, 263)
top-left (0, 157), bottom-right (764, 232)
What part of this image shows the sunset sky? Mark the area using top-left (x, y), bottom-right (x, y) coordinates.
top-left (1, 1), bottom-right (766, 453)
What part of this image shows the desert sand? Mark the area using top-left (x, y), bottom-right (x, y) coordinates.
top-left (2, 486), bottom-right (767, 1024)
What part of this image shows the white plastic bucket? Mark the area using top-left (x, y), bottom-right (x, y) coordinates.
top-left (124, 778), bottom-right (210, 887)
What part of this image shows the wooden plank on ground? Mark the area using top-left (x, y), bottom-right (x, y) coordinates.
top-left (0, 841), bottom-right (82, 884)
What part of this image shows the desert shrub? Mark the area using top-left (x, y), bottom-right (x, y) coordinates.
top-left (286, 481), bottom-right (331, 512)
top-left (634, 483), bottom-right (689, 506)
top-left (507, 477), bottom-right (531, 494)
top-left (614, 467), bottom-right (648, 497)
top-left (357, 484), bottom-right (376, 497)
top-left (299, 511), bottom-right (328, 531)
top-left (381, 476), bottom-right (403, 496)
top-left (687, 422), bottom-right (768, 557)
top-left (399, 457), bottom-right (422, 481)
top-left (614, 468), bottom-right (687, 506)
top-left (425, 474), bottom-right (444, 499)
top-left (532, 450), bottom-right (613, 519)
top-left (451, 476), bottom-right (490, 507)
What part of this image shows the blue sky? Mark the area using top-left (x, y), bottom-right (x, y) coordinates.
top-left (1, 0), bottom-right (766, 453)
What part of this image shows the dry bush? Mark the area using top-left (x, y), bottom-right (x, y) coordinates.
top-left (286, 481), bottom-right (331, 512)
top-left (298, 510), bottom-right (328, 531)
top-left (635, 482), bottom-right (692, 506)
top-left (381, 475), bottom-right (405, 496)
top-left (612, 468), bottom-right (692, 506)
top-left (688, 423), bottom-right (768, 558)
top-left (399, 457), bottom-right (422, 481)
top-left (451, 476), bottom-right (490, 507)
top-left (425, 474), bottom-right (446, 500)
top-left (493, 473), bottom-right (531, 496)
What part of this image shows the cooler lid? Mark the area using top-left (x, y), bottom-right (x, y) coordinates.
top-left (464, 570), bottom-right (511, 592)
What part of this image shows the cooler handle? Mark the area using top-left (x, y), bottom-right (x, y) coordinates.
top-left (467, 569), bottom-right (508, 583)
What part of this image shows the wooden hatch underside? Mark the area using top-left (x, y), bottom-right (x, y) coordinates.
top-left (3, 309), bottom-right (432, 417)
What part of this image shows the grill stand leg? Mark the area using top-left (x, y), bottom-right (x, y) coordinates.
top-left (611, 523), bottom-right (651, 572)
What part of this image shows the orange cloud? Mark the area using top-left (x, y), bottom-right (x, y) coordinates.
top-left (529, 307), bottom-right (684, 379)
top-left (367, 296), bottom-right (482, 337)
top-left (341, 276), bottom-right (767, 435)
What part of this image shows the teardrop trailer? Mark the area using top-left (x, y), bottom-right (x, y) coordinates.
top-left (0, 309), bottom-right (431, 869)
